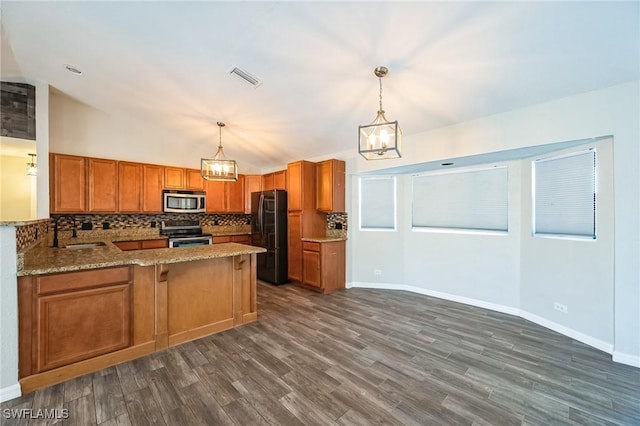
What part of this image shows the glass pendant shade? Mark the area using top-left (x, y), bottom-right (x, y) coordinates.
top-left (358, 66), bottom-right (402, 160)
top-left (201, 122), bottom-right (238, 182)
top-left (26, 153), bottom-right (37, 176)
top-left (358, 110), bottom-right (402, 160)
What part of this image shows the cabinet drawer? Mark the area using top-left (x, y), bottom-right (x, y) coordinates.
top-left (231, 235), bottom-right (250, 244)
top-left (213, 236), bottom-right (232, 244)
top-left (113, 241), bottom-right (140, 251)
top-left (140, 239), bottom-right (168, 249)
top-left (302, 241), bottom-right (321, 252)
top-left (37, 266), bottom-right (130, 295)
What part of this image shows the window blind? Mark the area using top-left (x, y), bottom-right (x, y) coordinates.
top-left (359, 176), bottom-right (396, 230)
top-left (412, 166), bottom-right (508, 232)
top-left (533, 149), bottom-right (596, 238)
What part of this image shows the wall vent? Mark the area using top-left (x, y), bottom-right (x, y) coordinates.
top-left (228, 67), bottom-right (262, 88)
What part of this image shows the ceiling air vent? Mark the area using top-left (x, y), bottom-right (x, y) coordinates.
top-left (228, 66), bottom-right (262, 88)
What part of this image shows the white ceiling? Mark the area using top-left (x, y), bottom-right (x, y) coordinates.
top-left (1, 1), bottom-right (638, 171)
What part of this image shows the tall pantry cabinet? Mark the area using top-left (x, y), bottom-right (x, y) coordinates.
top-left (286, 161), bottom-right (324, 283)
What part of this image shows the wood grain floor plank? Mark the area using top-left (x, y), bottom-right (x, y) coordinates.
top-left (9, 282), bottom-right (638, 426)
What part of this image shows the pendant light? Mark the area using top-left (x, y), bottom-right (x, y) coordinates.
top-left (358, 66), bottom-right (402, 160)
top-left (26, 153), bottom-right (37, 176)
top-left (201, 122), bottom-right (238, 181)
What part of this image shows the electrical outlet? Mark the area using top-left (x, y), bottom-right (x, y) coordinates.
top-left (374, 269), bottom-right (382, 276)
top-left (554, 302), bottom-right (568, 314)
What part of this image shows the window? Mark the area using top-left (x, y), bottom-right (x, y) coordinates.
top-left (533, 149), bottom-right (596, 239)
top-left (359, 176), bottom-right (396, 230)
top-left (412, 166), bottom-right (508, 233)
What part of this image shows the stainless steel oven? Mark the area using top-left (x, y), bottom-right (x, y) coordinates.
top-left (168, 235), bottom-right (212, 248)
top-left (163, 190), bottom-right (206, 213)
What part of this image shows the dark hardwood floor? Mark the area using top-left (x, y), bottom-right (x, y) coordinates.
top-left (3, 282), bottom-right (639, 425)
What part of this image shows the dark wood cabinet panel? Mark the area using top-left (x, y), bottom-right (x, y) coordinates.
top-left (206, 179), bottom-right (226, 212)
top-left (231, 235), bottom-right (250, 244)
top-left (288, 212), bottom-right (303, 282)
top-left (244, 175), bottom-right (262, 214)
top-left (262, 173), bottom-right (275, 191)
top-left (316, 159), bottom-right (345, 212)
top-left (274, 170), bottom-right (287, 190)
top-left (302, 240), bottom-right (345, 293)
top-left (302, 249), bottom-right (321, 288)
top-left (140, 239), bottom-right (168, 249)
top-left (142, 164), bottom-right (164, 213)
top-left (226, 174), bottom-right (244, 213)
top-left (186, 168), bottom-right (205, 190)
top-left (88, 158), bottom-right (118, 212)
top-left (118, 162), bottom-right (143, 212)
top-left (50, 153), bottom-right (87, 213)
top-left (164, 167), bottom-right (185, 189)
top-left (37, 284), bottom-right (131, 372)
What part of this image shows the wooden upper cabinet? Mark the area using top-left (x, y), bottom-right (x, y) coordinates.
top-left (88, 158), bottom-right (118, 212)
top-left (118, 162), bottom-right (143, 212)
top-left (142, 164), bottom-right (164, 213)
top-left (274, 170), bottom-right (287, 190)
top-left (205, 179), bottom-right (226, 212)
top-left (287, 160), bottom-right (316, 212)
top-left (226, 175), bottom-right (244, 213)
top-left (244, 175), bottom-right (262, 214)
top-left (316, 159), bottom-right (345, 212)
top-left (262, 173), bottom-right (275, 191)
top-left (50, 153), bottom-right (87, 213)
top-left (164, 167), bottom-right (185, 189)
top-left (186, 168), bottom-right (204, 190)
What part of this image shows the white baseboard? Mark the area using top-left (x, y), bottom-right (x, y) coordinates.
top-left (0, 383), bottom-right (21, 403)
top-left (347, 281), bottom-right (634, 366)
top-left (612, 351), bottom-right (640, 368)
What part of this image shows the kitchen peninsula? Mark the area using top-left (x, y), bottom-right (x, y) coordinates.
top-left (17, 236), bottom-right (265, 393)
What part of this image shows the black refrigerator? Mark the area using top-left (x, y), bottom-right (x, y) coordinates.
top-left (251, 190), bottom-right (288, 285)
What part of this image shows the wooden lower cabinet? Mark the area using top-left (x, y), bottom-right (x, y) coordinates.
top-left (113, 239), bottom-right (168, 251)
top-left (301, 240), bottom-right (346, 294)
top-left (19, 267), bottom-right (132, 377)
top-left (17, 255), bottom-right (258, 393)
top-left (288, 212), bottom-right (303, 282)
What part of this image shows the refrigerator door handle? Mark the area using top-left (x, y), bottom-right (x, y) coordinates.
top-left (258, 192), bottom-right (265, 236)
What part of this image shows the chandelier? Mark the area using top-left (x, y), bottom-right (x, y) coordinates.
top-left (201, 122), bottom-right (238, 181)
top-left (358, 66), bottom-right (402, 160)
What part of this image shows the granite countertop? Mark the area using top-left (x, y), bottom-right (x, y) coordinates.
top-left (19, 236), bottom-right (265, 276)
top-left (301, 236), bottom-right (347, 243)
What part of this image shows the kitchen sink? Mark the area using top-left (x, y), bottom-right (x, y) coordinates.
top-left (64, 242), bottom-right (107, 249)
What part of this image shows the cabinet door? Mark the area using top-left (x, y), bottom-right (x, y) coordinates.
top-left (186, 169), bottom-right (205, 190)
top-left (316, 160), bottom-right (332, 212)
top-left (51, 153), bottom-right (87, 213)
top-left (142, 164), bottom-right (164, 213)
top-left (288, 212), bottom-right (303, 282)
top-left (273, 170), bottom-right (287, 190)
top-left (226, 174), bottom-right (244, 213)
top-left (262, 173), bottom-right (275, 191)
top-left (287, 162), bottom-right (302, 211)
top-left (118, 162), bottom-right (143, 212)
top-left (316, 159), bottom-right (345, 212)
top-left (113, 241), bottom-right (140, 251)
top-left (206, 179), bottom-right (226, 212)
top-left (213, 236), bottom-right (232, 244)
top-left (244, 175), bottom-right (262, 213)
top-left (302, 249), bottom-right (322, 288)
top-left (36, 284), bottom-right (131, 372)
top-left (88, 158), bottom-right (118, 212)
top-left (164, 167), bottom-right (185, 189)
top-left (231, 235), bottom-right (251, 244)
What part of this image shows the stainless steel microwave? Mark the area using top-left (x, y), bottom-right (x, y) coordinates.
top-left (163, 190), bottom-right (206, 213)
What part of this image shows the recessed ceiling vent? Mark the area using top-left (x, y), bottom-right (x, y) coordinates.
top-left (228, 66), bottom-right (262, 88)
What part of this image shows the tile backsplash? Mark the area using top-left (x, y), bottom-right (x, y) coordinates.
top-left (51, 213), bottom-right (251, 231)
top-left (16, 219), bottom-right (49, 252)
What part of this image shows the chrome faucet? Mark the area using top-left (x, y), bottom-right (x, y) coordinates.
top-left (52, 215), bottom-right (77, 248)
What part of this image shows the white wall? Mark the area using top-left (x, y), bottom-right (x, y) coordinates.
top-left (520, 139), bottom-right (614, 350)
top-left (0, 154), bottom-right (34, 221)
top-left (0, 226), bottom-right (20, 401)
top-left (348, 81), bottom-right (639, 366)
